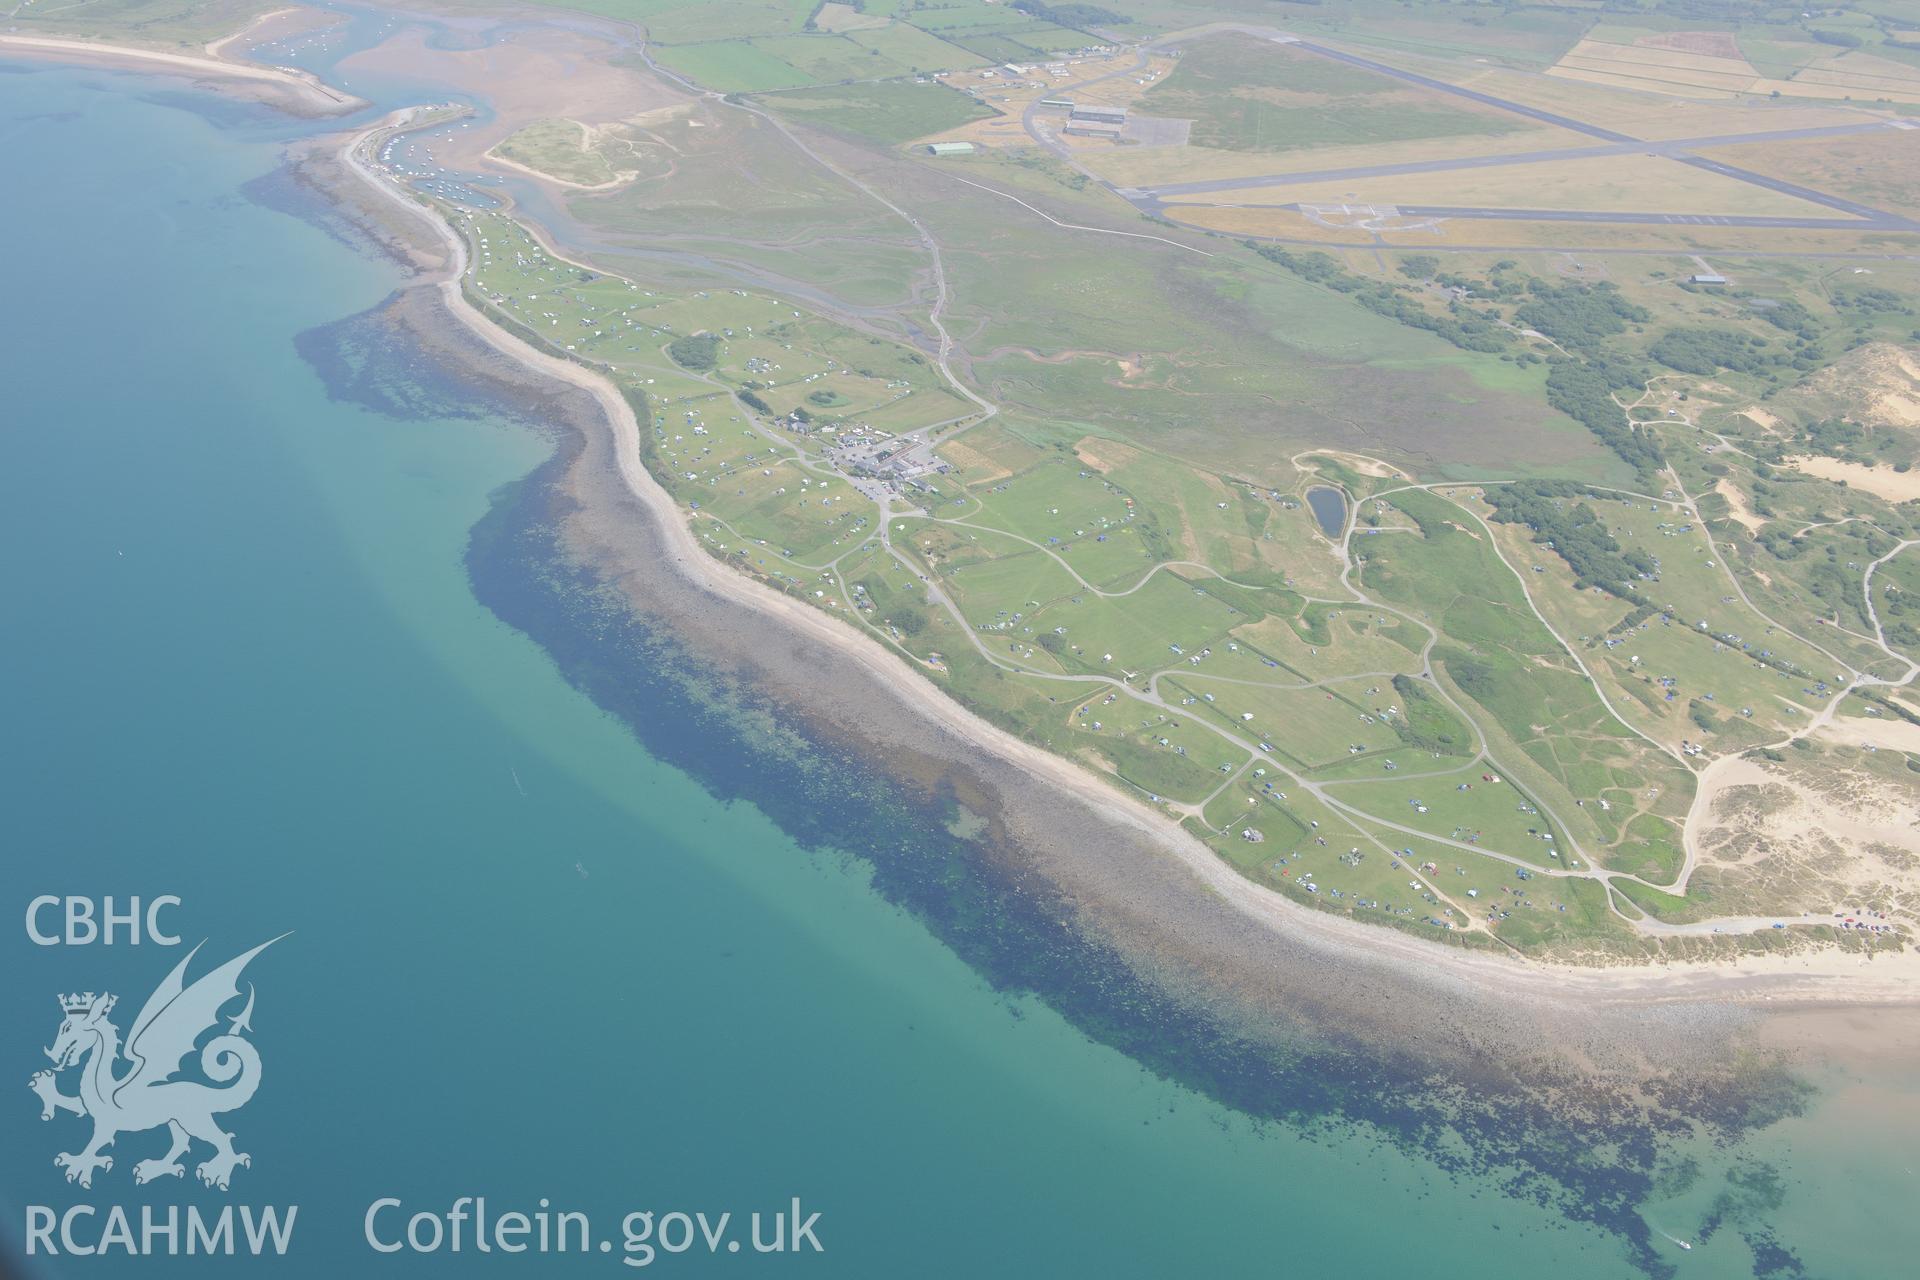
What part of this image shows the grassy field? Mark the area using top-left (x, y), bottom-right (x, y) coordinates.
top-left (566, 104), bottom-right (927, 306)
top-left (1141, 34), bottom-right (1529, 153)
top-left (845, 22), bottom-right (988, 73)
top-left (490, 119), bottom-right (629, 188)
top-left (896, 153), bottom-right (1620, 479)
top-left (758, 80), bottom-right (995, 144)
top-left (6, 0), bottom-right (276, 47)
top-left (651, 40), bottom-right (819, 92)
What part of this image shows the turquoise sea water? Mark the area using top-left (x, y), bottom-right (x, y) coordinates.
top-left (0, 56), bottom-right (1910, 1280)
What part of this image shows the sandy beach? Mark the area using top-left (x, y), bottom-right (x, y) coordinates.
top-left (332, 108), bottom-right (1920, 1018)
top-left (0, 27), bottom-right (362, 116)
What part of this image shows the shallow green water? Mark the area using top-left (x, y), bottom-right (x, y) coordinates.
top-left (0, 57), bottom-right (1904, 1280)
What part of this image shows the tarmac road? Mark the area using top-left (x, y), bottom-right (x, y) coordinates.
top-left (1132, 123), bottom-right (1898, 201)
top-left (1292, 38), bottom-right (1640, 143)
top-left (1386, 205), bottom-right (1904, 230)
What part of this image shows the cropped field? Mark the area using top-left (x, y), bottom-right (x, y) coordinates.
top-left (1547, 33), bottom-right (1920, 105)
top-left (1446, 63), bottom-right (1882, 140)
top-left (1549, 37), bottom-right (1764, 98)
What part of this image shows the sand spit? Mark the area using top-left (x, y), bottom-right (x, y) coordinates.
top-left (0, 31), bottom-right (363, 117)
top-left (336, 24), bottom-right (686, 175)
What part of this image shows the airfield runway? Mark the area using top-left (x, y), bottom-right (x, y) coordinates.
top-left (1052, 26), bottom-right (1920, 238)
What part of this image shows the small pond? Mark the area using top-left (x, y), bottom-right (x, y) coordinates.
top-left (1305, 486), bottom-right (1348, 538)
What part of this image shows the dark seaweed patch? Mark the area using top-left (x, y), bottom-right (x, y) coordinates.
top-left (454, 424), bottom-right (1824, 1278)
top-left (244, 162), bottom-right (370, 256)
top-left (136, 86), bottom-right (277, 130)
top-left (295, 299), bottom-right (505, 422)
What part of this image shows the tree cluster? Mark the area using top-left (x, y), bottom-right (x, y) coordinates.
top-left (1483, 479), bottom-right (1657, 599)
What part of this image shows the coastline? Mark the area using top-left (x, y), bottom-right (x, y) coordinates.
top-left (14, 32), bottom-right (1920, 1277)
top-left (0, 27), bottom-right (363, 117)
top-left (331, 109), bottom-right (1920, 1012)
top-left (8, 26), bottom-right (1909, 1013)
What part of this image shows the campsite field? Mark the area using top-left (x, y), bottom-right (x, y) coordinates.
top-left (448, 201), bottom-right (1718, 942)
top-left (352, 0), bottom-right (1920, 959)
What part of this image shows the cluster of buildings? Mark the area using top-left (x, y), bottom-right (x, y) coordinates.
top-left (831, 436), bottom-right (950, 492)
top-left (1039, 99), bottom-right (1128, 139)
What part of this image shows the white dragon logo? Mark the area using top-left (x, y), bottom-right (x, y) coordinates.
top-left (28, 938), bottom-right (281, 1191)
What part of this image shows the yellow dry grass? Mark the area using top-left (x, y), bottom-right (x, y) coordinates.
top-left (1791, 50), bottom-right (1920, 96)
top-left (1160, 205), bottom-right (1919, 254)
top-left (1164, 152), bottom-right (1836, 217)
top-left (1549, 65), bottom-right (1742, 100)
top-left (1426, 65), bottom-right (1882, 139)
top-left (921, 111), bottom-right (1028, 149)
top-left (1616, 100), bottom-right (1890, 138)
top-left (937, 438), bottom-right (1015, 484)
top-left (1766, 78), bottom-right (1920, 105)
top-left (1697, 129), bottom-right (1920, 221)
top-left (1071, 436), bottom-right (1144, 474)
top-left (1078, 126), bottom-right (1585, 187)
top-left (1636, 31), bottom-right (1744, 59)
top-left (1549, 38), bottom-right (1761, 95)
top-left (813, 2), bottom-right (888, 33)
top-left (1566, 38), bottom-right (1764, 78)
top-left (1156, 205), bottom-right (1435, 243)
